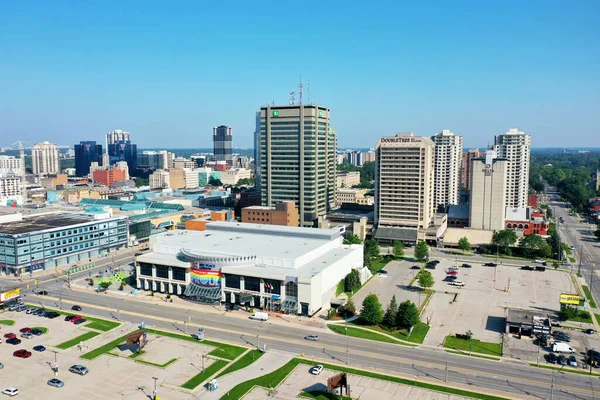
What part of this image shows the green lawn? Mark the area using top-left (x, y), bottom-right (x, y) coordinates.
top-left (335, 279), bottom-right (345, 296)
top-left (128, 350), bottom-right (145, 358)
top-left (446, 350), bottom-right (500, 361)
top-left (595, 313), bottom-right (600, 325)
top-left (223, 358), bottom-right (511, 400)
top-left (562, 243), bottom-right (574, 255)
top-left (0, 320), bottom-right (15, 326)
top-left (327, 324), bottom-right (404, 345)
top-left (346, 318), bottom-right (429, 344)
top-left (136, 357), bottom-right (178, 368)
top-left (368, 255), bottom-right (396, 275)
top-left (56, 331), bottom-right (101, 350)
top-left (582, 285), bottom-right (597, 308)
top-left (444, 336), bottom-right (503, 356)
top-left (181, 359), bottom-right (229, 390)
top-left (80, 333), bottom-right (130, 360)
top-left (31, 326), bottom-right (48, 334)
top-left (144, 328), bottom-right (246, 360)
top-left (570, 257), bottom-right (577, 263)
top-left (567, 314), bottom-right (593, 324)
top-left (85, 319), bottom-right (121, 332)
top-left (216, 350), bottom-right (264, 378)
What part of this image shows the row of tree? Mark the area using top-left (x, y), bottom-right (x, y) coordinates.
top-left (337, 161), bottom-right (376, 189)
top-left (360, 294), bottom-right (420, 329)
top-left (490, 229), bottom-right (556, 259)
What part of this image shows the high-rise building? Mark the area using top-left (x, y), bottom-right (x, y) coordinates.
top-left (137, 150), bottom-right (174, 170)
top-left (469, 150), bottom-right (507, 231)
top-left (461, 148), bottom-right (484, 190)
top-left (213, 125), bottom-right (233, 166)
top-left (108, 140), bottom-right (137, 171)
top-left (31, 141), bottom-right (60, 175)
top-left (106, 129), bottom-right (131, 145)
top-left (172, 157), bottom-right (196, 170)
top-left (494, 128), bottom-right (531, 209)
top-left (150, 170), bottom-right (170, 189)
top-left (74, 141), bottom-right (103, 177)
top-left (253, 112), bottom-right (261, 192)
top-left (0, 156), bottom-right (25, 206)
top-left (373, 133), bottom-right (435, 243)
top-left (431, 130), bottom-right (463, 207)
top-left (259, 104), bottom-right (336, 227)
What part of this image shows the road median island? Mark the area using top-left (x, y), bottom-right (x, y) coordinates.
top-left (56, 331), bottom-right (102, 350)
top-left (327, 323), bottom-right (417, 346)
top-left (345, 318), bottom-right (430, 344)
top-left (529, 362), bottom-right (600, 376)
top-left (181, 359), bottom-right (229, 390)
top-left (216, 349), bottom-right (264, 378)
top-left (582, 285), bottom-right (597, 308)
top-left (223, 357), bottom-right (512, 400)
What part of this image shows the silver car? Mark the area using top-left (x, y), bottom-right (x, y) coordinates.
top-left (304, 335), bottom-right (319, 341)
top-left (69, 364), bottom-right (89, 375)
top-left (47, 378), bottom-right (64, 388)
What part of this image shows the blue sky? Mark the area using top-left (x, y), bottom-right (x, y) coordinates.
top-left (1, 1), bottom-right (598, 149)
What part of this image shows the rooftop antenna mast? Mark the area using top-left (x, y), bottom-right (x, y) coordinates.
top-left (289, 91), bottom-right (295, 105)
top-left (298, 73), bottom-right (303, 105)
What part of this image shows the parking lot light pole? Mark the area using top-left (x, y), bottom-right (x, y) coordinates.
top-left (590, 348), bottom-right (595, 375)
top-left (345, 321), bottom-right (349, 365)
top-left (152, 376), bottom-right (158, 400)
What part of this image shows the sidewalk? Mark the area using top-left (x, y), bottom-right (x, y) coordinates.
top-left (198, 351), bottom-right (293, 399)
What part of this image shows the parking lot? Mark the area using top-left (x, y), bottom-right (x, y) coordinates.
top-left (244, 364), bottom-right (472, 400)
top-left (0, 308), bottom-right (219, 399)
top-left (420, 259), bottom-right (576, 347)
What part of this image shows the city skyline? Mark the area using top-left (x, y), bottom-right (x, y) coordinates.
top-left (1, 2), bottom-right (598, 148)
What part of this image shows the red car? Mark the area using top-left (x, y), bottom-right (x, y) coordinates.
top-left (446, 271), bottom-right (458, 276)
top-left (4, 333), bottom-right (16, 339)
top-left (13, 349), bottom-right (32, 358)
top-left (19, 327), bottom-right (31, 333)
top-left (71, 315), bottom-right (83, 323)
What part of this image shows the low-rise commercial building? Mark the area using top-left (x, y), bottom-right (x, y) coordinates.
top-left (135, 222), bottom-right (364, 316)
top-left (241, 202), bottom-right (298, 226)
top-left (221, 168), bottom-right (252, 186)
top-left (92, 168), bottom-right (127, 187)
top-left (336, 188), bottom-right (373, 206)
top-left (336, 171), bottom-right (361, 188)
top-left (505, 207), bottom-right (549, 236)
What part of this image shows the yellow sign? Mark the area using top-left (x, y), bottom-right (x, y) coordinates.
top-left (1, 288), bottom-right (21, 302)
top-left (560, 293), bottom-right (581, 305)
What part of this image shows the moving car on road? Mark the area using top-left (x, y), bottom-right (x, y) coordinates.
top-left (71, 305), bottom-right (82, 311)
top-left (484, 262), bottom-right (497, 267)
top-left (461, 264), bottom-right (472, 268)
top-left (304, 335), bottom-right (319, 341)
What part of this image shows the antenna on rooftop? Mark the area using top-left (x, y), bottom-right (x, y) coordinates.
top-left (289, 91), bottom-right (295, 105)
top-left (298, 73), bottom-right (303, 105)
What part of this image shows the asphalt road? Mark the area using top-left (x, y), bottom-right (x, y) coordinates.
top-left (15, 276), bottom-right (600, 400)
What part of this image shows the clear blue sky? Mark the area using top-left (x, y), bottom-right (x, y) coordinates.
top-left (1, 1), bottom-right (598, 149)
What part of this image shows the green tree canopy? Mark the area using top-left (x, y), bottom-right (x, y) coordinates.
top-left (208, 176), bottom-right (223, 186)
top-left (414, 240), bottom-right (429, 262)
top-left (396, 300), bottom-right (419, 329)
top-left (343, 234), bottom-right (362, 245)
top-left (519, 234), bottom-right (552, 259)
top-left (360, 294), bottom-right (384, 325)
top-left (417, 270), bottom-right (435, 290)
top-left (491, 229), bottom-right (518, 254)
top-left (382, 295), bottom-right (398, 329)
top-left (364, 238), bottom-right (380, 260)
top-left (393, 241), bottom-right (404, 259)
top-left (344, 269), bottom-right (361, 293)
top-left (457, 236), bottom-right (471, 252)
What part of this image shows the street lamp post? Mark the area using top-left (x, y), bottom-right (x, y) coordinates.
top-left (202, 353), bottom-right (206, 372)
top-left (550, 365), bottom-right (565, 400)
top-left (152, 376), bottom-right (158, 400)
top-left (345, 321), bottom-right (349, 365)
top-left (444, 351), bottom-right (448, 382)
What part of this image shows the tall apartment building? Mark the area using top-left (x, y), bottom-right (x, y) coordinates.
top-left (259, 104), bottom-right (336, 227)
top-left (31, 141), bottom-right (60, 175)
top-left (74, 141), bottom-right (103, 177)
top-left (0, 156), bottom-right (25, 206)
top-left (213, 125), bottom-right (233, 166)
top-left (150, 170), bottom-right (170, 189)
top-left (137, 150), bottom-right (174, 170)
top-left (431, 130), bottom-right (463, 207)
top-left (373, 133), bottom-right (435, 243)
top-left (469, 150), bottom-right (508, 231)
top-left (494, 128), bottom-right (531, 208)
top-left (106, 129), bottom-right (131, 145)
top-left (172, 157), bottom-right (196, 170)
top-left (461, 148), bottom-right (484, 190)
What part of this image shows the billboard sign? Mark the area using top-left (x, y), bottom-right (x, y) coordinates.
top-left (1, 288), bottom-right (20, 302)
top-left (559, 293), bottom-right (581, 305)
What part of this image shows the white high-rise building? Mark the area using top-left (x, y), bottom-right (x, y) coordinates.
top-left (431, 130), bottom-right (463, 207)
top-left (150, 170), bottom-right (170, 189)
top-left (469, 150), bottom-right (507, 231)
top-left (0, 156), bottom-right (26, 206)
top-left (494, 128), bottom-right (531, 209)
top-left (31, 141), bottom-right (60, 175)
top-left (106, 129), bottom-right (131, 145)
top-left (374, 133), bottom-right (435, 243)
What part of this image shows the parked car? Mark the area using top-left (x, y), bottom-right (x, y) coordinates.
top-left (461, 264), bottom-right (472, 268)
top-left (311, 364), bottom-right (324, 375)
top-left (33, 345), bottom-right (46, 352)
top-left (484, 262), bottom-right (497, 267)
top-left (71, 305), bottom-right (82, 311)
top-left (558, 354), bottom-right (568, 365)
top-left (425, 264), bottom-right (436, 270)
top-left (410, 265), bottom-right (421, 270)
top-left (6, 338), bottom-right (21, 345)
top-left (33, 308), bottom-right (45, 316)
top-left (554, 332), bottom-right (571, 342)
top-left (446, 270), bottom-right (458, 276)
top-left (547, 352), bottom-right (558, 364)
top-left (447, 266), bottom-right (459, 271)
top-left (0, 363), bottom-right (3, 369)
top-left (430, 260), bottom-right (440, 265)
top-left (18, 328), bottom-right (31, 333)
top-left (31, 328), bottom-right (44, 336)
top-left (20, 332), bottom-right (33, 339)
top-left (378, 270), bottom-right (388, 275)
top-left (304, 335), bottom-right (319, 341)
top-left (44, 311), bottom-right (60, 319)
top-left (3, 333), bottom-right (16, 339)
top-left (569, 355), bottom-right (578, 367)
top-left (65, 315), bottom-right (76, 322)
top-left (25, 308), bottom-right (37, 314)
top-left (74, 318), bottom-right (87, 325)
top-left (13, 349), bottom-right (32, 358)
top-left (71, 316), bottom-right (83, 323)
top-left (586, 329), bottom-right (595, 335)
top-left (47, 378), bottom-right (64, 388)
top-left (450, 281), bottom-right (465, 287)
top-left (1, 388), bottom-right (18, 397)
top-left (69, 365), bottom-right (89, 375)
top-left (444, 276), bottom-right (458, 282)
top-left (521, 265), bottom-right (533, 270)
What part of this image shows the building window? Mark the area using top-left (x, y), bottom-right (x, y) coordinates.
top-left (155, 265), bottom-right (169, 279)
top-left (139, 263), bottom-right (152, 276)
top-left (264, 279), bottom-right (280, 295)
top-left (172, 268), bottom-right (186, 281)
top-left (285, 282), bottom-right (298, 299)
top-left (244, 276), bottom-right (260, 292)
top-left (225, 274), bottom-right (241, 289)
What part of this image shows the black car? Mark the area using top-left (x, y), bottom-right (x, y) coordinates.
top-left (425, 264), bottom-right (436, 270)
top-left (33, 308), bottom-right (46, 316)
top-left (547, 352), bottom-right (558, 364)
top-left (444, 276), bottom-right (458, 282)
top-left (71, 305), bottom-right (82, 311)
top-left (45, 312), bottom-right (60, 319)
top-left (586, 329), bottom-right (595, 335)
top-left (37, 290), bottom-right (48, 296)
top-left (31, 328), bottom-right (44, 336)
top-left (484, 262), bottom-right (497, 267)
top-left (461, 264), bottom-right (472, 268)
top-left (558, 354), bottom-right (568, 366)
top-left (554, 332), bottom-right (571, 342)
top-left (521, 265), bottom-right (533, 270)
top-left (430, 260), bottom-right (440, 265)
top-left (6, 337), bottom-right (21, 345)
top-left (74, 318), bottom-right (87, 325)
top-left (410, 265), bottom-right (421, 270)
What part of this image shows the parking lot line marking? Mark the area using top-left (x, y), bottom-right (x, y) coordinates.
top-left (33, 294), bottom-right (596, 397)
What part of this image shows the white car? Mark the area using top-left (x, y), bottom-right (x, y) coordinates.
top-left (450, 281), bottom-right (465, 287)
top-left (535, 259), bottom-right (545, 264)
top-left (2, 388), bottom-right (18, 397)
top-left (311, 364), bottom-right (324, 375)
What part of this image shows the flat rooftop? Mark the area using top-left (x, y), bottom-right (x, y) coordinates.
top-left (0, 214), bottom-right (99, 235)
top-left (506, 308), bottom-right (548, 324)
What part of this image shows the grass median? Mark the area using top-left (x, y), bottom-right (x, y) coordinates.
top-left (0, 320), bottom-right (15, 326)
top-left (582, 285), bottom-right (597, 308)
top-left (181, 359), bottom-right (229, 390)
top-left (443, 336), bottom-right (503, 357)
top-left (80, 333), bottom-right (130, 360)
top-left (56, 331), bottom-right (101, 350)
top-left (136, 357), bottom-right (178, 368)
top-left (346, 318), bottom-right (429, 344)
top-left (327, 324), bottom-right (405, 345)
top-left (144, 328), bottom-right (246, 360)
top-left (216, 349), bottom-right (263, 378)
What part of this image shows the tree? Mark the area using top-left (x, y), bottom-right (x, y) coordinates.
top-left (235, 177), bottom-right (255, 187)
top-left (393, 241), bottom-right (404, 259)
top-left (417, 270), bottom-right (435, 290)
top-left (396, 300), bottom-right (419, 329)
top-left (343, 234), bottom-right (362, 245)
top-left (457, 236), bottom-right (471, 252)
top-left (414, 240), bottom-right (429, 262)
top-left (519, 234), bottom-right (552, 259)
top-left (344, 298), bottom-right (356, 317)
top-left (99, 281), bottom-right (112, 289)
top-left (360, 294), bottom-right (383, 325)
top-left (364, 238), bottom-right (380, 260)
top-left (135, 177), bottom-right (149, 187)
top-left (344, 269), bottom-right (361, 293)
top-left (208, 176), bottom-right (223, 186)
top-left (491, 229), bottom-right (518, 254)
top-left (382, 295), bottom-right (398, 329)
top-left (546, 230), bottom-right (562, 259)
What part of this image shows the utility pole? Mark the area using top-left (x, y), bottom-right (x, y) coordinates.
top-left (578, 245), bottom-right (584, 276)
top-left (444, 351), bottom-right (448, 382)
top-left (345, 321), bottom-right (349, 365)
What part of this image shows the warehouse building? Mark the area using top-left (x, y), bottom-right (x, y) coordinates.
top-left (135, 222), bottom-right (365, 316)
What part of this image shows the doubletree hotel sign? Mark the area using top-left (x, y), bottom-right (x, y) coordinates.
top-left (272, 110), bottom-right (280, 117)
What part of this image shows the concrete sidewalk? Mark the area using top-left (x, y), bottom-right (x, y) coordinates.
top-left (197, 351), bottom-right (293, 399)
